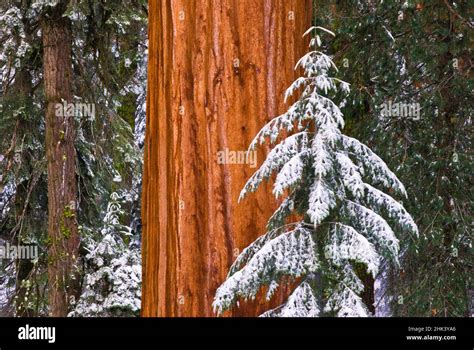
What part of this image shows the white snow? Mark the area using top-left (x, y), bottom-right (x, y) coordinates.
top-left (214, 26), bottom-right (417, 318)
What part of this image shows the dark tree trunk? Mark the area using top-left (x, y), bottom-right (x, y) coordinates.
top-left (42, 16), bottom-right (80, 317)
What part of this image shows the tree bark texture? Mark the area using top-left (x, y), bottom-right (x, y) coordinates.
top-left (142, 0), bottom-right (312, 317)
top-left (42, 16), bottom-right (80, 317)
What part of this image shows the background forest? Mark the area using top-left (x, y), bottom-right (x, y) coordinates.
top-left (0, 0), bottom-right (472, 317)
top-left (0, 0), bottom-right (147, 316)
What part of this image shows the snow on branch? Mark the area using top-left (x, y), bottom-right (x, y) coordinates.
top-left (326, 223), bottom-right (380, 278)
top-left (213, 225), bottom-right (318, 315)
top-left (342, 135), bottom-right (407, 197)
top-left (261, 281), bottom-right (320, 317)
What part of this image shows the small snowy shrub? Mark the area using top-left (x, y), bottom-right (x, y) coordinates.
top-left (69, 192), bottom-right (141, 317)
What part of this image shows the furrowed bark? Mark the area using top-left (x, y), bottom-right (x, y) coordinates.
top-left (42, 16), bottom-right (80, 317)
top-left (143, 0), bottom-right (311, 317)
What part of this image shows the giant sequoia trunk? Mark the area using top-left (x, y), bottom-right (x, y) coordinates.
top-left (142, 0), bottom-right (312, 317)
top-left (42, 16), bottom-right (80, 317)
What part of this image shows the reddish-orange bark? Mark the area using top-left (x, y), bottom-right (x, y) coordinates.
top-left (142, 0), bottom-right (312, 317)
